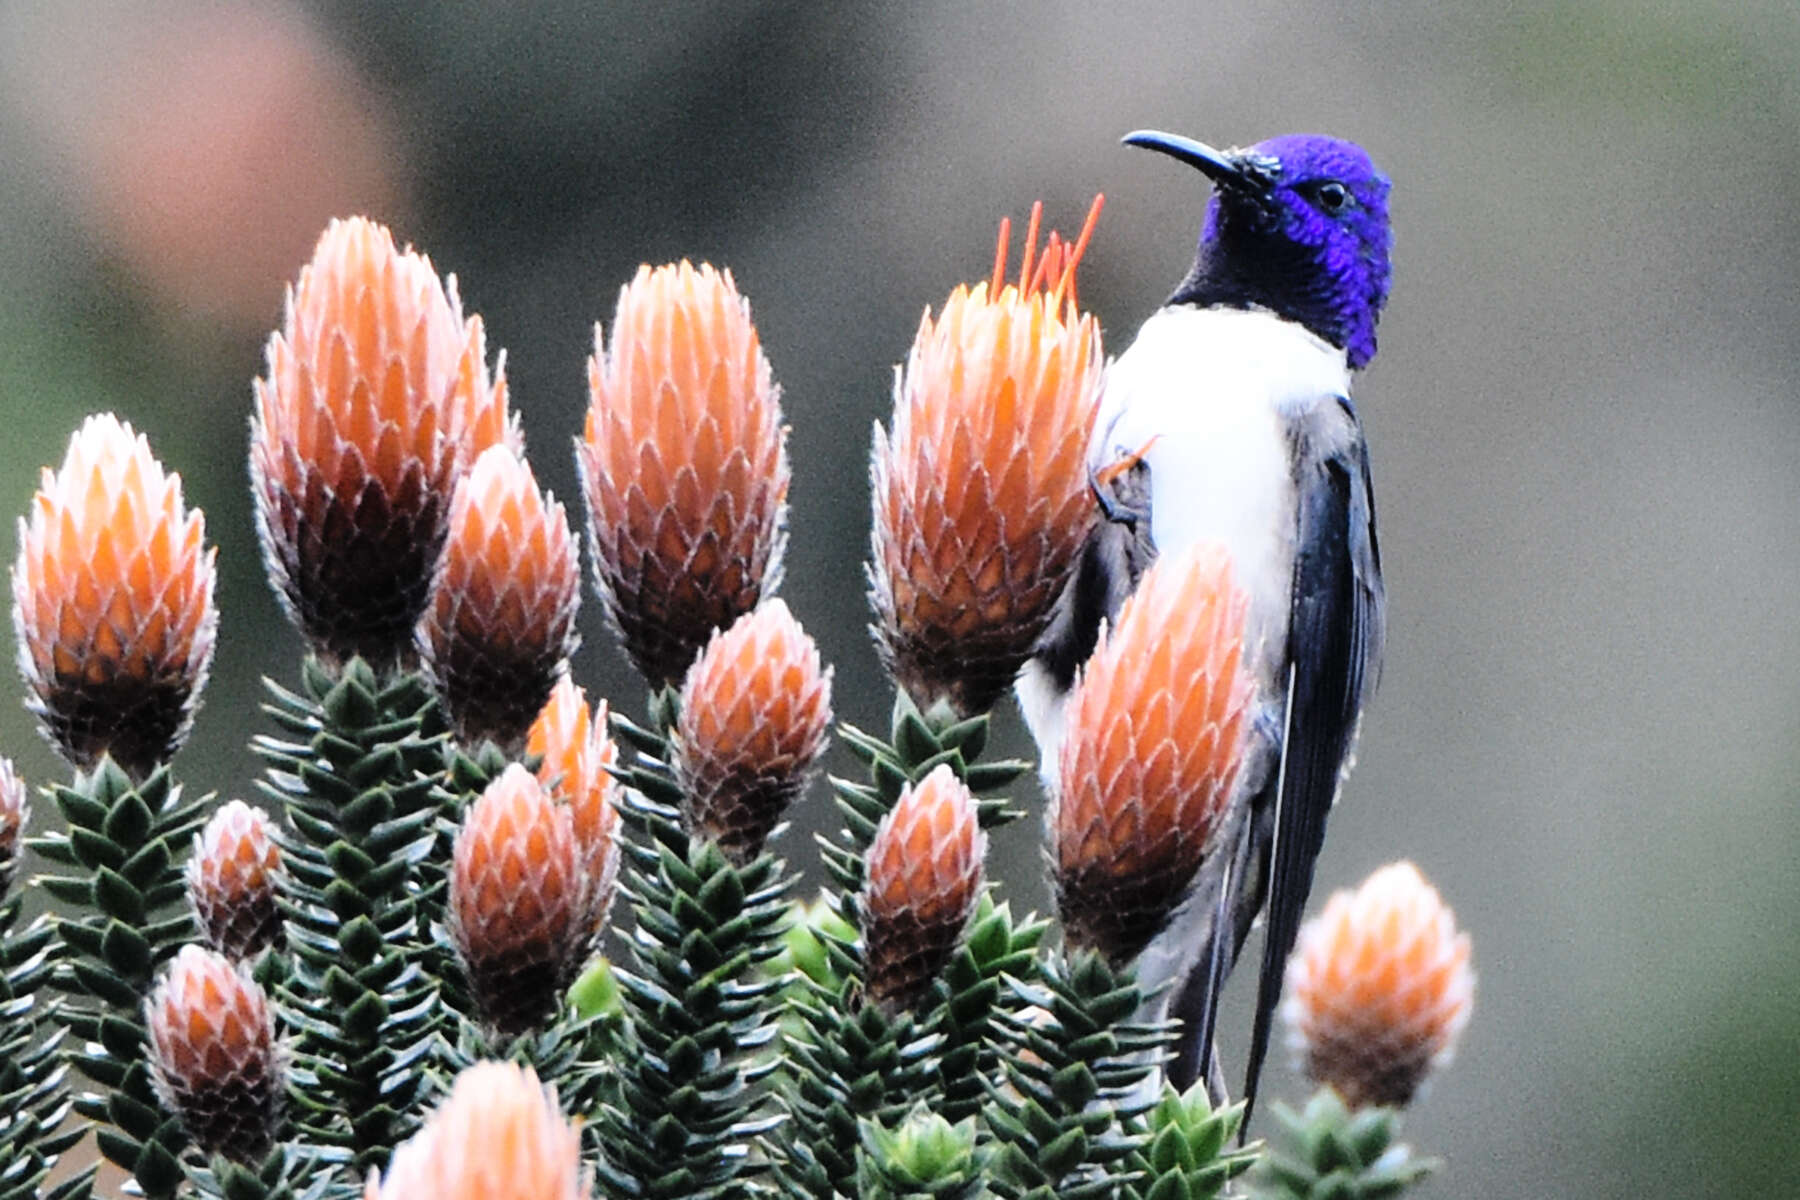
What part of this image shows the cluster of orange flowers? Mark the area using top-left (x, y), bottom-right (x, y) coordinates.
top-left (12, 413), bottom-right (217, 779)
top-left (871, 203), bottom-right (1103, 717)
top-left (861, 764), bottom-right (987, 1013)
top-left (4, 205), bottom-right (1474, 1192)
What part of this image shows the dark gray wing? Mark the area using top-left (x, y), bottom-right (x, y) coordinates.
top-left (1167, 800), bottom-right (1262, 1097)
top-left (1034, 458), bottom-right (1158, 695)
top-left (1240, 394), bottom-right (1385, 1125)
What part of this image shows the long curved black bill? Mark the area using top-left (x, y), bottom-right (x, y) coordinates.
top-left (1122, 129), bottom-right (1250, 189)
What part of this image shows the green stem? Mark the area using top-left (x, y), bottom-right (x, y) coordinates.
top-left (1121, 1085), bottom-right (1258, 1200)
top-left (0, 854), bottom-right (89, 1199)
top-left (594, 710), bottom-right (789, 1200)
top-left (984, 949), bottom-right (1164, 1200)
top-left (31, 759), bottom-right (206, 1200)
top-left (1245, 1089), bottom-right (1435, 1200)
top-left (254, 657), bottom-right (450, 1182)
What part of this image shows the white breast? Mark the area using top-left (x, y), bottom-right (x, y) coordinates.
top-left (1093, 306), bottom-right (1351, 678)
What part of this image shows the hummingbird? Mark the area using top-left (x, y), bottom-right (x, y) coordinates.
top-left (1018, 130), bottom-right (1392, 1120)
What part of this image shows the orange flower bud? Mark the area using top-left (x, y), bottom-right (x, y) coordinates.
top-left (1054, 543), bottom-right (1251, 965)
top-left (450, 764), bottom-right (587, 1034)
top-left (145, 944), bottom-right (285, 1163)
top-left (576, 261), bottom-right (789, 688)
top-left (871, 200), bottom-right (1104, 716)
top-left (527, 677), bottom-right (622, 936)
top-left (186, 800), bottom-right (284, 960)
top-left (861, 764), bottom-right (985, 1013)
top-left (1283, 861), bottom-right (1475, 1109)
top-left (250, 216), bottom-right (515, 668)
top-left (365, 1061), bottom-right (588, 1200)
top-left (673, 600), bottom-right (831, 863)
top-left (11, 414), bottom-right (218, 778)
top-left (419, 445), bottom-right (580, 753)
top-left (0, 756), bottom-right (25, 896)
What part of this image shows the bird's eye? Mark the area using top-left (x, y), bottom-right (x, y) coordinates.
top-left (1316, 181), bottom-right (1349, 212)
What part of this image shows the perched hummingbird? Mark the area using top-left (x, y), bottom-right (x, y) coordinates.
top-left (1019, 131), bottom-right (1392, 1119)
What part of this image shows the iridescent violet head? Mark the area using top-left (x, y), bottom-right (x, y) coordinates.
top-left (1124, 130), bottom-right (1393, 369)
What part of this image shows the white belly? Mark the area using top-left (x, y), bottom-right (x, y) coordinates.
top-left (1092, 306), bottom-right (1352, 679)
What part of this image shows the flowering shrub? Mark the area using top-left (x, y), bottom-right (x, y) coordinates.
top-left (0, 208), bottom-right (1470, 1200)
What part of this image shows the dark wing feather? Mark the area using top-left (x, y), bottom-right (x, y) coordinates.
top-left (1034, 460), bottom-right (1158, 694)
top-left (1166, 802), bottom-right (1261, 1096)
top-left (1240, 395), bottom-right (1385, 1126)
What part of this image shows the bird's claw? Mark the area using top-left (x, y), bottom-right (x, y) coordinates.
top-left (1252, 703), bottom-right (1285, 748)
top-left (1091, 437), bottom-right (1158, 527)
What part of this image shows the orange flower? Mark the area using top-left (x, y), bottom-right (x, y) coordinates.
top-left (861, 764), bottom-right (986, 1013)
top-left (145, 944), bottom-right (285, 1163)
top-left (250, 216), bottom-right (515, 668)
top-left (527, 677), bottom-right (622, 936)
top-left (419, 445), bottom-right (580, 753)
top-left (871, 199), bottom-right (1104, 717)
top-left (186, 800), bottom-right (284, 960)
top-left (366, 1062), bottom-right (588, 1200)
top-left (674, 600), bottom-right (831, 863)
top-left (450, 764), bottom-right (588, 1034)
top-left (1053, 542), bottom-right (1251, 965)
top-left (11, 414), bottom-right (217, 778)
top-left (0, 756), bottom-right (25, 896)
top-left (1283, 861), bottom-right (1475, 1108)
top-left (576, 261), bottom-right (789, 688)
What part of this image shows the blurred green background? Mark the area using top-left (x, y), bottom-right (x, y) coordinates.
top-left (2, 2), bottom-right (1796, 1196)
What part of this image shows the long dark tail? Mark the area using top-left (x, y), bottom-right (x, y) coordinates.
top-left (1166, 778), bottom-right (1275, 1096)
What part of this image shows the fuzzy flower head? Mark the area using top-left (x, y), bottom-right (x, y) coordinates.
top-left (1283, 861), bottom-right (1475, 1109)
top-left (186, 800), bottom-right (284, 960)
top-left (450, 764), bottom-right (589, 1035)
top-left (576, 261), bottom-right (789, 689)
top-left (12, 414), bottom-right (217, 778)
top-left (861, 764), bottom-right (986, 1013)
top-left (251, 216), bottom-right (515, 668)
top-left (1054, 542), bottom-right (1252, 965)
top-left (145, 944), bottom-right (285, 1163)
top-left (0, 757), bottom-right (25, 896)
top-left (366, 1061), bottom-right (588, 1200)
top-left (419, 445), bottom-right (580, 753)
top-left (673, 599), bottom-right (832, 863)
top-left (527, 677), bottom-right (622, 937)
top-left (871, 198), bottom-right (1105, 717)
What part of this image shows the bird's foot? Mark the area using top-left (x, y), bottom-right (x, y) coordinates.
top-left (1252, 703), bottom-right (1285, 750)
top-left (1091, 437), bottom-right (1158, 527)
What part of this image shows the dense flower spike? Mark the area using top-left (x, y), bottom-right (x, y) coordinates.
top-left (366, 1062), bottom-right (588, 1200)
top-left (674, 599), bottom-right (832, 863)
top-left (450, 764), bottom-right (588, 1034)
top-left (861, 764), bottom-right (986, 1013)
top-left (577, 261), bottom-right (790, 687)
top-left (871, 199), bottom-right (1104, 716)
top-left (144, 945), bottom-right (285, 1163)
top-left (251, 216), bottom-right (514, 667)
top-left (0, 756), bottom-right (23, 896)
top-left (527, 677), bottom-right (622, 935)
top-left (1054, 542), bottom-right (1252, 965)
top-left (12, 414), bottom-right (218, 778)
top-left (1283, 861), bottom-right (1475, 1109)
top-left (419, 445), bottom-right (580, 752)
top-left (186, 800), bottom-right (284, 960)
